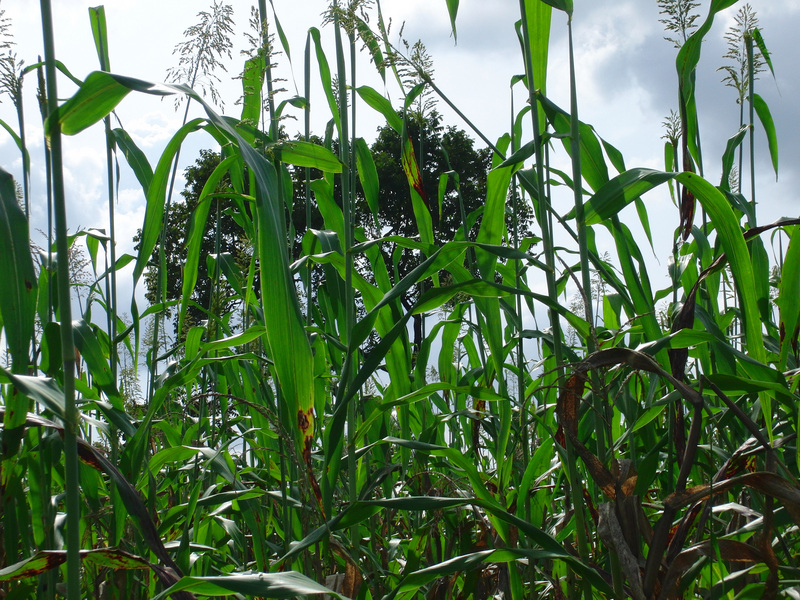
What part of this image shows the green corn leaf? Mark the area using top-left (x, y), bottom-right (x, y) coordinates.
top-left (356, 85), bottom-right (403, 131)
top-left (276, 140), bottom-right (342, 172)
top-left (753, 93), bottom-right (778, 179)
top-left (267, 0), bottom-right (292, 63)
top-left (0, 118), bottom-right (31, 169)
top-left (777, 227), bottom-right (800, 370)
top-left (705, 373), bottom-right (790, 397)
top-left (677, 171), bottom-right (762, 360)
top-left (355, 16), bottom-right (385, 81)
top-left (21, 58), bottom-right (84, 87)
top-left (184, 326), bottom-right (205, 359)
top-left (354, 137), bottom-right (380, 227)
top-left (88, 6), bottom-right (110, 71)
top-left (413, 280), bottom-right (513, 314)
top-left (601, 136), bottom-right (626, 173)
top-left (45, 71), bottom-right (172, 137)
top-left (181, 154), bottom-right (240, 332)
top-left (523, 0), bottom-right (551, 101)
top-left (720, 126), bottom-right (748, 191)
top-left (537, 93), bottom-right (609, 191)
top-left (0, 168), bottom-right (37, 371)
top-left (605, 218), bottom-right (662, 349)
top-left (308, 27), bottom-right (340, 131)
top-left (384, 548), bottom-right (609, 600)
top-left (538, 0), bottom-right (572, 14)
top-left (311, 177), bottom-right (345, 241)
top-left (0, 370), bottom-right (65, 420)
top-left (52, 70), bottom-right (316, 474)
top-left (134, 118), bottom-right (206, 286)
top-left (240, 54), bottom-right (265, 126)
top-left (112, 128), bottom-right (153, 193)
top-left (275, 95), bottom-right (307, 119)
top-left (752, 28), bottom-right (775, 79)
top-left (476, 135), bottom-right (513, 278)
top-left (248, 145), bottom-right (316, 463)
top-left (214, 251), bottom-right (246, 298)
top-left (155, 572), bottom-right (347, 599)
top-left (72, 319), bottom-right (119, 400)
top-left (495, 139), bottom-right (535, 169)
top-left (202, 325), bottom-right (266, 354)
top-left (573, 168), bottom-right (675, 225)
top-left (634, 197), bottom-right (655, 251)
top-left (750, 236), bottom-right (771, 322)
top-left (676, 0), bottom-right (739, 101)
top-left (445, 0), bottom-right (459, 40)
top-left (676, 171), bottom-right (771, 438)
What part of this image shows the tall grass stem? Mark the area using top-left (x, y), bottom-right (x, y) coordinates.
top-left (39, 1), bottom-right (81, 596)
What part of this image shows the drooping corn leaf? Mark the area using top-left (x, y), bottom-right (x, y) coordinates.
top-left (753, 92), bottom-right (778, 179)
top-left (51, 70), bottom-right (316, 479)
top-left (277, 140), bottom-right (342, 172)
top-left (156, 571), bottom-right (347, 599)
top-left (445, 0), bottom-right (459, 40)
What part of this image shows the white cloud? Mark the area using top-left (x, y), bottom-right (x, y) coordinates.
top-left (122, 109), bottom-right (185, 149)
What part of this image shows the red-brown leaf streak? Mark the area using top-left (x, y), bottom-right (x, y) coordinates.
top-left (4, 552), bottom-right (65, 580)
top-left (557, 373), bottom-right (617, 499)
top-left (401, 135), bottom-right (430, 210)
top-left (298, 409), bottom-right (326, 521)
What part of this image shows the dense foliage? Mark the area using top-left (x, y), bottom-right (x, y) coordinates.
top-left (0, 1), bottom-right (798, 599)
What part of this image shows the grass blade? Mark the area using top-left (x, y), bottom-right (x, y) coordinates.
top-left (0, 168), bottom-right (37, 371)
top-left (753, 93), bottom-right (778, 179)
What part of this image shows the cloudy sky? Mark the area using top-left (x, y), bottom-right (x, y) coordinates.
top-left (1, 0), bottom-right (798, 319)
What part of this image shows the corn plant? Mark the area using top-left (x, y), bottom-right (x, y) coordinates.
top-left (0, 0), bottom-right (798, 598)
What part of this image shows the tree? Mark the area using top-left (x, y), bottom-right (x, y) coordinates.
top-left (291, 110), bottom-right (529, 283)
top-left (366, 111), bottom-right (490, 239)
top-left (144, 113), bottom-right (526, 344)
top-left (134, 149), bottom-right (250, 337)
top-left (291, 110), bottom-right (532, 353)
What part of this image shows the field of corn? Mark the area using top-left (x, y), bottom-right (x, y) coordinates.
top-left (1, 0), bottom-right (799, 598)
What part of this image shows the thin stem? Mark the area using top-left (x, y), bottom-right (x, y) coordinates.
top-left (39, 1), bottom-right (81, 597)
top-left (746, 31), bottom-right (756, 225)
top-left (332, 0), bottom-right (358, 555)
top-left (565, 20), bottom-right (603, 590)
top-left (517, 1), bottom-right (564, 378)
top-left (304, 32), bottom-right (312, 327)
top-left (15, 88), bottom-right (30, 220)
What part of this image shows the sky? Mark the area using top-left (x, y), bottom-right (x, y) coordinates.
top-left (1, 0), bottom-right (798, 331)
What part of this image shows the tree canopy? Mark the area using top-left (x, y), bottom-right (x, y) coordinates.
top-left (134, 148), bottom-right (250, 337)
top-left (140, 112), bottom-right (527, 338)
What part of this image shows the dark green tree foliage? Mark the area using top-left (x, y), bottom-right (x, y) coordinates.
top-left (368, 111), bottom-right (489, 239)
top-left (287, 111), bottom-right (510, 247)
top-left (145, 114), bottom-right (522, 338)
top-left (291, 111), bottom-right (531, 283)
top-left (135, 149), bottom-right (249, 336)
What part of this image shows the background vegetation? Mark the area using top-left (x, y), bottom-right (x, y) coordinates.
top-left (0, 0), bottom-right (798, 598)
